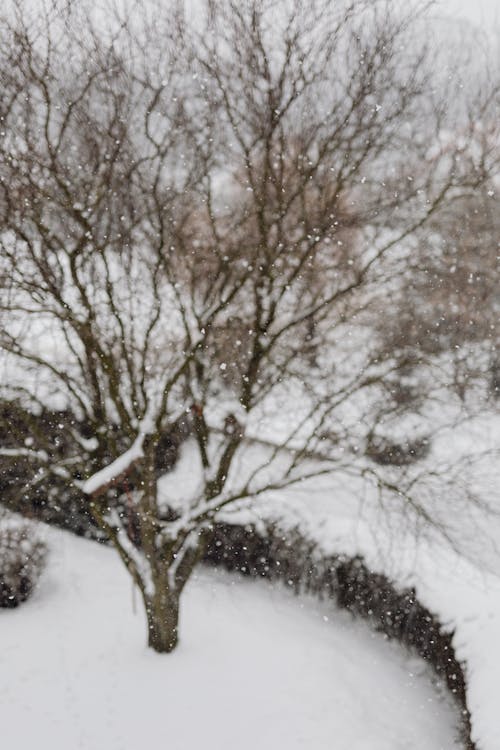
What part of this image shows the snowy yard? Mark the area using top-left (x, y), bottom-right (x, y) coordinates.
top-left (0, 528), bottom-right (460, 750)
top-left (0, 1), bottom-right (499, 749)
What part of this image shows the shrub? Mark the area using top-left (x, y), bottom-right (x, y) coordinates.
top-left (0, 519), bottom-right (47, 608)
top-left (365, 435), bottom-right (430, 467)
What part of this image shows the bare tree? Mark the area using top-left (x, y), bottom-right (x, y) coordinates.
top-left (0, 0), bottom-right (498, 651)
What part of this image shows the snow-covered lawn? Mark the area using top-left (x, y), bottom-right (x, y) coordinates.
top-left (0, 527), bottom-right (460, 750)
top-left (245, 462), bottom-right (500, 750)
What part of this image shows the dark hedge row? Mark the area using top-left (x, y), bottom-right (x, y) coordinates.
top-left (204, 522), bottom-right (475, 750)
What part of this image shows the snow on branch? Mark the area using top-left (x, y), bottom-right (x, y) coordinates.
top-left (82, 413), bottom-right (155, 497)
top-left (104, 508), bottom-right (154, 596)
top-left (0, 447), bottom-right (49, 461)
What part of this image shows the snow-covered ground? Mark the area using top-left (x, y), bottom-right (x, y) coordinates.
top-left (240, 462), bottom-right (500, 750)
top-left (0, 527), bottom-right (460, 750)
top-left (158, 411), bottom-right (500, 750)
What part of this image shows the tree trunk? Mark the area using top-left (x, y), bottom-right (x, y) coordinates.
top-left (144, 586), bottom-right (180, 653)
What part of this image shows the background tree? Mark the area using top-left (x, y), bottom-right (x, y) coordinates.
top-left (0, 0), bottom-right (498, 651)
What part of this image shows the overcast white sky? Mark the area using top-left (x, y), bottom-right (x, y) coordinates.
top-left (441, 0), bottom-right (499, 26)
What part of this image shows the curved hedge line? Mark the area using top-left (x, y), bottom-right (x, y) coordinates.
top-left (204, 521), bottom-right (475, 750)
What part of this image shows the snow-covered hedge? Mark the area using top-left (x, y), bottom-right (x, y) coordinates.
top-left (0, 519), bottom-right (47, 608)
top-left (205, 522), bottom-right (475, 750)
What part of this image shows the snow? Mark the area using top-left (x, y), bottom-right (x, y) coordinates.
top-left (81, 438), bottom-right (144, 495)
top-left (157, 412), bottom-right (500, 750)
top-left (81, 414), bottom-right (155, 496)
top-left (157, 437), bottom-right (205, 513)
top-left (236, 460), bottom-right (500, 750)
top-left (0, 527), bottom-right (460, 750)
top-left (411, 551), bottom-right (500, 750)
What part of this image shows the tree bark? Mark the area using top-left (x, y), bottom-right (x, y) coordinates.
top-left (144, 587), bottom-right (180, 653)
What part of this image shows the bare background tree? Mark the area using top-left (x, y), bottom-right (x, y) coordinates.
top-left (0, 0), bottom-right (499, 651)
